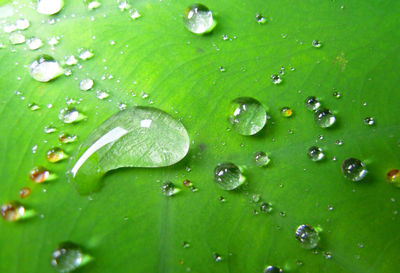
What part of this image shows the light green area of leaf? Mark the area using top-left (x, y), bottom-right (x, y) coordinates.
top-left (0, 0), bottom-right (400, 273)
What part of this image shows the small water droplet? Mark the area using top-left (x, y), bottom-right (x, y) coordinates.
top-left (314, 109), bottom-right (336, 128)
top-left (264, 265), bottom-right (283, 273)
top-left (59, 133), bottom-right (78, 144)
top-left (96, 90), bottom-right (110, 100)
top-left (328, 205), bottom-right (334, 211)
top-left (183, 4), bottom-right (216, 34)
top-left (218, 196), bottom-right (226, 202)
top-left (78, 49), bottom-right (94, 60)
top-left (307, 146), bottom-right (324, 161)
top-left (130, 9), bottom-right (141, 20)
top-left (260, 202), bottom-right (273, 213)
top-left (79, 79), bottom-right (94, 91)
top-left (182, 241), bottom-right (190, 248)
top-left (364, 117), bottom-right (375, 126)
top-left (335, 139), bottom-right (343, 146)
top-left (295, 224), bottom-right (320, 249)
top-left (333, 91), bottom-right (341, 98)
top-left (254, 151), bottom-right (270, 167)
top-left (51, 242), bottom-right (91, 272)
top-left (19, 187), bottom-right (31, 199)
top-left (255, 13), bottom-right (267, 24)
top-left (46, 147), bottom-right (69, 163)
top-left (16, 18), bottom-right (30, 30)
top-left (305, 96), bottom-right (321, 111)
top-left (1, 202), bottom-right (31, 222)
top-left (323, 251), bottom-right (332, 259)
top-left (37, 0), bottom-right (64, 15)
top-left (280, 107), bottom-right (293, 117)
top-left (26, 37), bottom-right (43, 50)
top-left (29, 103), bottom-right (40, 111)
top-left (44, 126), bottom-right (57, 134)
top-left (161, 181), bottom-right (180, 196)
top-left (214, 162), bottom-right (245, 191)
top-left (219, 66), bottom-right (226, 72)
top-left (29, 55), bottom-right (64, 82)
top-left (59, 108), bottom-right (86, 124)
top-left (279, 211), bottom-right (286, 217)
top-left (86, 0), bottom-right (101, 10)
top-left (386, 169), bottom-right (400, 186)
top-left (270, 74), bottom-right (282, 85)
top-left (312, 40), bottom-right (322, 48)
top-left (29, 166), bottom-right (54, 183)
top-left (48, 36), bottom-right (60, 46)
top-left (65, 55), bottom-right (78, 66)
top-left (341, 158), bottom-right (368, 181)
top-left (9, 32), bottom-right (25, 44)
top-left (213, 253), bottom-right (222, 262)
top-left (118, 0), bottom-right (131, 11)
top-left (229, 97), bottom-right (267, 135)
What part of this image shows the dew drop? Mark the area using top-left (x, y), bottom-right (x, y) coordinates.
top-left (295, 224), bottom-right (320, 249)
top-left (44, 126), bottom-right (57, 134)
top-left (16, 18), bottom-right (30, 30)
top-left (314, 109), bottom-right (336, 128)
top-left (26, 37), bottom-right (43, 50)
top-left (386, 169), bottom-right (400, 186)
top-left (335, 139), bottom-right (343, 146)
top-left (96, 90), bottom-right (109, 100)
top-left (214, 162), bottom-right (245, 191)
top-left (9, 33), bottom-right (25, 45)
top-left (86, 0), bottom-right (101, 10)
top-left (182, 241), bottom-right (190, 248)
top-left (51, 242), bottom-right (91, 272)
top-left (307, 146), bottom-right (324, 161)
top-left (130, 9), bottom-right (141, 20)
top-left (118, 0), bottom-right (131, 11)
top-left (29, 166), bottom-right (54, 183)
top-left (333, 91), bottom-right (341, 98)
top-left (341, 158), bottom-right (367, 181)
top-left (218, 196), bottom-right (226, 202)
top-left (264, 266), bottom-right (283, 273)
top-left (161, 181), bottom-right (180, 196)
top-left (229, 97), bottom-right (267, 135)
top-left (65, 55), bottom-right (78, 66)
top-left (59, 133), bottom-right (78, 144)
top-left (183, 4), bottom-right (216, 34)
top-left (78, 49), bottom-right (94, 60)
top-left (59, 108), bottom-right (86, 124)
top-left (29, 103), bottom-right (40, 111)
top-left (46, 147), bottom-right (69, 163)
top-left (19, 187), bottom-right (31, 199)
top-left (364, 117), bottom-right (375, 126)
top-left (1, 202), bottom-right (31, 222)
top-left (312, 40), bottom-right (322, 48)
top-left (255, 13), bottom-right (267, 24)
top-left (280, 107), bottom-right (293, 117)
top-left (29, 55), bottom-right (64, 82)
top-left (254, 151), bottom-right (270, 167)
top-left (305, 96), bottom-right (321, 111)
top-left (260, 202), bottom-right (273, 213)
top-left (270, 74), bottom-right (282, 85)
top-left (37, 0), bottom-right (64, 15)
top-left (213, 253), bottom-right (222, 262)
top-left (79, 79), bottom-right (94, 91)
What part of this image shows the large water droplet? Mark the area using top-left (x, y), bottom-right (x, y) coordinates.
top-left (229, 97), bottom-right (267, 135)
top-left (307, 146), bottom-right (324, 161)
top-left (295, 224), bottom-right (320, 249)
top-left (79, 79), bottom-right (94, 91)
top-left (1, 202), bottom-right (25, 222)
top-left (314, 109), bottom-right (336, 128)
top-left (51, 242), bottom-right (91, 272)
top-left (37, 0), bottom-right (64, 15)
top-left (214, 162), bottom-right (245, 190)
top-left (341, 158), bottom-right (367, 181)
top-left (46, 147), bottom-right (69, 163)
top-left (264, 266), bottom-right (283, 273)
top-left (29, 55), bottom-right (64, 82)
top-left (29, 166), bottom-right (55, 183)
top-left (67, 106), bottom-right (190, 194)
top-left (183, 4), bottom-right (216, 34)
top-left (304, 96), bottom-right (320, 111)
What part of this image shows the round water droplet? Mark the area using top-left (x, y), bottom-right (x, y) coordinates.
top-left (255, 13), bottom-right (267, 24)
top-left (183, 4), bottom-right (216, 34)
top-left (254, 151), bottom-right (270, 167)
top-left (19, 187), bottom-right (31, 199)
top-left (295, 224), bottom-right (320, 249)
top-left (29, 166), bottom-right (51, 183)
top-left (28, 103), bottom-right (40, 111)
top-left (86, 0), bottom-right (101, 10)
top-left (264, 266), bottom-right (283, 273)
top-left (280, 107), bottom-right (293, 117)
top-left (16, 18), bottom-right (30, 30)
top-left (37, 0), bottom-right (64, 15)
top-left (364, 117), bottom-right (375, 125)
top-left (1, 202), bottom-right (25, 221)
top-left (307, 146), bottom-right (324, 161)
top-left (79, 79), bottom-right (94, 91)
top-left (51, 242), bottom-right (90, 272)
top-left (305, 96), bottom-right (321, 111)
top-left (213, 253), bottom-right (222, 262)
top-left (271, 74), bottom-right (282, 85)
top-left (341, 158), bottom-right (367, 181)
top-left (46, 147), bottom-right (68, 163)
top-left (29, 55), bottom-right (64, 82)
top-left (9, 33), bottom-right (25, 44)
top-left (59, 108), bottom-right (86, 124)
top-left (161, 182), bottom-right (180, 196)
top-left (314, 109), bottom-right (336, 128)
top-left (312, 40), bottom-right (322, 48)
top-left (387, 169), bottom-right (400, 186)
top-left (27, 37), bottom-right (43, 50)
top-left (333, 91), bottom-right (341, 98)
top-left (260, 202), bottom-right (273, 213)
top-left (229, 97), bottom-right (267, 136)
top-left (214, 162), bottom-right (245, 190)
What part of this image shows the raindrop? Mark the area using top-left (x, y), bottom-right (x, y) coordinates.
top-left (305, 96), bottom-right (321, 111)
top-left (341, 158), bottom-right (367, 181)
top-left (29, 166), bottom-right (55, 183)
top-left (130, 10), bottom-right (141, 20)
top-left (118, 0), bottom-right (131, 11)
top-left (182, 241), bottom-right (190, 248)
top-left (364, 117), bottom-right (375, 125)
top-left (323, 251), bottom-right (332, 259)
top-left (1, 202), bottom-right (34, 222)
top-left (9, 33), bottom-right (25, 45)
top-left (386, 169), bottom-right (400, 186)
top-left (213, 253), bottom-right (222, 262)
top-left (78, 49), bottom-right (94, 60)
top-left (254, 151), bottom-right (270, 167)
top-left (29, 103), bottom-right (40, 111)
top-left (16, 18), bottom-right (30, 30)
top-left (314, 109), bottom-right (336, 128)
top-left (3, 24), bottom-right (16, 33)
top-left (79, 79), bottom-right (94, 91)
top-left (214, 162), bottom-right (245, 191)
top-left (51, 242), bottom-right (92, 272)
top-left (264, 266), bottom-right (283, 273)
top-left (65, 55), bottom-right (78, 66)
top-left (312, 40), bottom-right (322, 48)
top-left (59, 108), bottom-right (86, 124)
top-left (29, 55), bottom-right (64, 82)
top-left (255, 13), bottom-right (267, 24)
top-left (183, 4), bottom-right (216, 34)
top-left (96, 90), bottom-right (109, 100)
top-left (280, 107), bottom-right (293, 117)
top-left (44, 126), bottom-right (57, 134)
top-left (86, 0), bottom-right (101, 10)
top-left (270, 74), bottom-right (282, 85)
top-left (161, 181), bottom-right (180, 196)
top-left (229, 97), bottom-right (267, 136)
top-left (260, 202), bottom-right (273, 213)
top-left (26, 37), bottom-right (43, 50)
top-left (59, 133), bottom-right (78, 144)
top-left (46, 147), bottom-right (69, 163)
top-left (295, 224), bottom-right (320, 249)
top-left (333, 91), bottom-right (341, 98)
top-left (48, 37), bottom-right (59, 46)
top-left (307, 146), bottom-right (324, 161)
top-left (218, 196), bottom-right (226, 202)
top-left (19, 187), bottom-right (31, 199)
top-left (37, 0), bottom-right (64, 15)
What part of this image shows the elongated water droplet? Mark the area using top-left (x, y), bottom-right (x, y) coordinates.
top-left (312, 40), bottom-right (322, 48)
top-left (19, 187), bottom-right (31, 199)
top-left (264, 266), bottom-right (283, 273)
top-left (79, 79), bottom-right (94, 91)
top-left (44, 126), bottom-right (57, 134)
top-left (254, 151), bottom-right (270, 167)
top-left (46, 147), bottom-right (69, 163)
top-left (68, 106), bottom-right (190, 194)
top-left (59, 133), bottom-right (78, 144)
top-left (9, 33), bottom-right (25, 44)
top-left (78, 49), bottom-right (94, 60)
top-left (260, 202), bottom-right (273, 213)
top-left (364, 117), bottom-right (375, 125)
top-left (183, 4), bottom-right (216, 34)
top-left (37, 0), bottom-right (64, 15)
top-left (59, 108), bottom-right (86, 124)
top-left (214, 162), bottom-right (245, 190)
top-left (295, 224), bottom-right (320, 249)
top-left (280, 107), bottom-right (293, 117)
top-left (1, 202), bottom-right (35, 222)
top-left (307, 146), bottom-right (324, 161)
top-left (29, 55), bottom-right (64, 82)
top-left (51, 242), bottom-right (92, 272)
top-left (30, 166), bottom-right (55, 183)
top-left (314, 109), bottom-right (336, 128)
top-left (65, 55), bottom-right (78, 66)
top-left (27, 37), bottom-right (43, 50)
top-left (387, 169), bottom-right (400, 187)
top-left (341, 158), bottom-right (367, 181)
top-left (86, 0), bottom-right (101, 10)
top-left (305, 96), bottom-right (320, 111)
top-left (229, 97), bottom-right (267, 136)
top-left (270, 74), bottom-right (282, 85)
top-left (162, 182), bottom-right (180, 196)
top-left (255, 13), bottom-right (267, 24)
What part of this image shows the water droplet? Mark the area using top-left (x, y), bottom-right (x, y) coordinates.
top-left (161, 181), bottom-right (180, 196)
top-left (59, 108), bottom-right (86, 124)
top-left (29, 103), bottom-right (40, 111)
top-left (182, 241), bottom-right (190, 248)
top-left (219, 66), bottom-right (226, 72)
top-left (3, 24), bottom-right (16, 33)
top-left (130, 9), bottom-right (141, 20)
top-left (335, 139), bottom-right (343, 146)
top-left (341, 158), bottom-right (368, 181)
top-left (44, 126), bottom-right (57, 134)
top-left (68, 107), bottom-right (190, 194)
top-left (29, 166), bottom-right (55, 183)
top-left (214, 162), bottom-right (245, 191)
top-left (1, 202), bottom-right (34, 222)
top-left (307, 146), bottom-right (324, 161)
top-left (9, 33), bottom-right (25, 44)
top-left (295, 224), bottom-right (320, 249)
top-left (305, 96), bottom-right (321, 111)
top-left (51, 242), bottom-right (91, 272)
top-left (229, 97), bottom-right (267, 136)
top-left (270, 74), bottom-right (282, 85)
top-left (264, 266), bottom-right (283, 273)
top-left (86, 0), bottom-right (101, 10)
top-left (314, 109), bottom-right (336, 128)
top-left (255, 13), bottom-right (267, 24)
top-left (183, 4), bottom-right (216, 34)
top-left (333, 91), bottom-right (341, 98)
top-left (280, 107), bottom-right (293, 117)
top-left (29, 55), bottom-right (64, 82)
top-left (78, 49), bottom-right (94, 60)
top-left (96, 90), bottom-right (109, 100)
top-left (37, 0), bottom-right (64, 15)
top-left (323, 251), bottom-right (332, 259)
top-left (312, 40), bottom-right (322, 48)
top-left (260, 202), bottom-right (273, 213)
top-left (218, 196), bottom-right (226, 202)
top-left (213, 253), bottom-right (222, 262)
top-left (16, 18), bottom-right (30, 30)
top-left (19, 187), bottom-right (31, 199)
top-left (364, 117), bottom-right (375, 125)
top-left (279, 211), bottom-right (286, 217)
top-left (59, 133), bottom-right (78, 144)
top-left (65, 55), bottom-right (78, 66)
top-left (26, 37), bottom-right (43, 50)
top-left (46, 147), bottom-right (69, 163)
top-left (79, 79), bottom-right (94, 91)
top-left (386, 169), bottom-right (400, 186)
top-left (254, 151), bottom-right (270, 167)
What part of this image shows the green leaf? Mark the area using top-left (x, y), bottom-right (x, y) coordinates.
top-left (1, 0), bottom-right (400, 273)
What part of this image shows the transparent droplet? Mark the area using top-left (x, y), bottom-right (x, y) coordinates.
top-left (3, 24), bottom-right (16, 33)
top-left (59, 108), bottom-right (86, 124)
top-left (46, 147), bottom-right (69, 163)
top-left (295, 224), bottom-right (320, 249)
top-left (29, 166), bottom-right (54, 183)
top-left (86, 0), bottom-right (101, 10)
top-left (280, 107), bottom-right (293, 117)
top-left (255, 13), bottom-right (267, 24)
top-left (264, 266), bottom-right (283, 273)
top-left (182, 241), bottom-right (190, 248)
top-left (333, 91), bottom-right (341, 98)
top-left (323, 251), bottom-right (332, 259)
top-left (1, 202), bottom-right (33, 222)
top-left (78, 49), bottom-right (94, 60)
top-left (96, 90), bottom-right (109, 100)
top-left (130, 9), bottom-right (141, 20)
top-left (214, 162), bottom-right (245, 191)
top-left (229, 97), bottom-right (267, 136)
top-left (307, 146), bottom-right (324, 161)
top-left (341, 158), bottom-right (367, 181)
top-left (314, 109), bottom-right (336, 128)
top-left (29, 55), bottom-right (64, 82)
top-left (305, 96), bottom-right (321, 111)
top-left (9, 33), bottom-right (25, 44)
top-left (213, 253), bottom-right (222, 262)
top-left (183, 4), bottom-right (216, 34)
top-left (19, 187), bottom-right (31, 199)
top-left (260, 202), bottom-right (273, 213)
top-left (65, 55), bottom-right (78, 66)
top-left (387, 169), bottom-right (400, 186)
top-left (364, 117), bottom-right (375, 125)
top-left (312, 40), bottom-right (322, 48)
top-left (26, 37), bottom-right (43, 50)
top-left (79, 79), bottom-right (94, 91)
top-left (51, 242), bottom-right (91, 272)
top-left (335, 139), bottom-right (343, 146)
top-left (161, 182), bottom-right (180, 196)
top-left (48, 36), bottom-right (59, 46)
top-left (254, 151), bottom-right (270, 167)
top-left (183, 179), bottom-right (192, 187)
top-left (37, 0), bottom-right (64, 15)
top-left (59, 133), bottom-right (78, 144)
top-left (44, 126), bottom-right (57, 134)
top-left (16, 18), bottom-right (30, 30)
top-left (271, 74), bottom-right (282, 85)
top-left (29, 103), bottom-right (40, 111)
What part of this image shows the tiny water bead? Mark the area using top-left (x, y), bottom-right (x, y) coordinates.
top-left (29, 166), bottom-right (53, 183)
top-left (46, 147), bottom-right (69, 163)
top-left (214, 162), bottom-right (245, 190)
top-left (229, 97), bottom-right (267, 136)
top-left (280, 107), bottom-right (293, 117)
top-left (161, 182), bottom-right (180, 196)
top-left (79, 79), bottom-right (94, 91)
top-left (255, 13), bottom-right (267, 24)
top-left (312, 40), bottom-right (322, 48)
top-left (307, 146), bottom-right (324, 161)
top-left (51, 242), bottom-right (91, 273)
top-left (213, 253), bottom-right (222, 262)
top-left (260, 202), bottom-right (273, 213)
top-left (254, 151), bottom-right (270, 167)
top-left (341, 158), bottom-right (367, 181)
top-left (182, 241), bottom-right (191, 248)
top-left (314, 109), bottom-right (336, 128)
top-left (305, 96), bottom-right (321, 111)
top-left (16, 18), bottom-right (30, 30)
top-left (295, 224), bottom-right (320, 249)
top-left (59, 133), bottom-right (78, 144)
top-left (364, 117), bottom-right (375, 125)
top-left (29, 55), bottom-right (64, 82)
top-left (270, 74), bottom-right (282, 85)
top-left (19, 187), bottom-right (31, 199)
top-left (59, 108), bottom-right (86, 124)
top-left (264, 266), bottom-right (283, 273)
top-left (333, 91), bottom-right (341, 98)
top-left (183, 4), bottom-right (216, 34)
top-left (386, 169), bottom-right (400, 186)
top-left (37, 0), bottom-right (64, 15)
